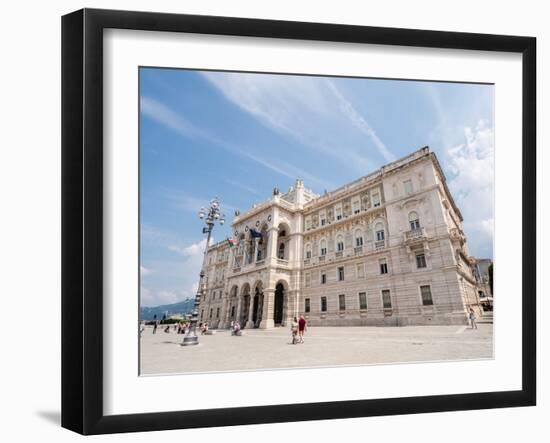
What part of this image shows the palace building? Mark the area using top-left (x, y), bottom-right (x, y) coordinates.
top-left (198, 147), bottom-right (482, 329)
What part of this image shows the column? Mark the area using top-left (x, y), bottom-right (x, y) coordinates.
top-left (219, 295), bottom-right (229, 329)
top-left (259, 288), bottom-right (275, 329)
top-left (267, 227), bottom-right (279, 266)
top-left (245, 296), bottom-right (255, 328)
top-left (235, 295), bottom-right (242, 326)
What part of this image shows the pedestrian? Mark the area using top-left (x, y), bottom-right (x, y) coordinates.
top-left (290, 317), bottom-right (299, 344)
top-left (232, 321), bottom-right (241, 336)
top-left (298, 314), bottom-right (307, 343)
top-left (469, 308), bottom-right (477, 329)
top-left (152, 320), bottom-right (158, 334)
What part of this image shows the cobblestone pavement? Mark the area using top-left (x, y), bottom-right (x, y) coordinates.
top-left (140, 318), bottom-right (493, 375)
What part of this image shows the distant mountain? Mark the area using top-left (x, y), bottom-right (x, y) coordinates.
top-left (140, 298), bottom-right (195, 321)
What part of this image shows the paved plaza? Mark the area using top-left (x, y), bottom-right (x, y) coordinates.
top-left (140, 315), bottom-right (493, 375)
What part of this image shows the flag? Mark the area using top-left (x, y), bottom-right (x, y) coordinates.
top-left (249, 228), bottom-right (262, 239)
top-left (227, 237), bottom-right (239, 247)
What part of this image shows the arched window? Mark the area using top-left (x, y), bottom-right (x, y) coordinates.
top-left (355, 228), bottom-right (364, 247)
top-left (336, 234), bottom-right (344, 251)
top-left (375, 222), bottom-right (385, 241)
top-left (305, 243), bottom-right (312, 259)
top-left (320, 239), bottom-right (327, 256)
top-left (278, 242), bottom-right (285, 259)
top-left (408, 211), bottom-right (420, 230)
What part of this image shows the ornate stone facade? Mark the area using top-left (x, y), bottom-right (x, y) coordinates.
top-left (198, 147), bottom-right (482, 329)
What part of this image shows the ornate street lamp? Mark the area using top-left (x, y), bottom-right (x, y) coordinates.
top-left (182, 197), bottom-right (225, 346)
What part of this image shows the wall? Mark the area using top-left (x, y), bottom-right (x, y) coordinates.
top-left (0, 0), bottom-right (546, 442)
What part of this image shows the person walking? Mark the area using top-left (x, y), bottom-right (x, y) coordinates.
top-left (298, 315), bottom-right (307, 343)
top-left (290, 317), bottom-right (299, 344)
top-left (152, 320), bottom-right (158, 334)
top-left (469, 308), bottom-right (478, 329)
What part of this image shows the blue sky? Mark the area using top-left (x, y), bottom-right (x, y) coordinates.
top-left (140, 68), bottom-right (494, 307)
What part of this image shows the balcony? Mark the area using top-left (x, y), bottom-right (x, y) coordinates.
top-left (404, 227), bottom-right (426, 245)
top-left (335, 251), bottom-right (344, 258)
top-left (276, 258), bottom-right (289, 266)
top-left (232, 266), bottom-right (241, 273)
top-left (375, 240), bottom-right (385, 250)
top-left (303, 258), bottom-right (311, 265)
top-left (354, 246), bottom-right (363, 255)
top-left (318, 255), bottom-right (326, 263)
top-left (255, 259), bottom-right (265, 267)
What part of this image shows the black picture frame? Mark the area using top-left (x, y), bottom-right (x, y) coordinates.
top-left (62, 8), bottom-right (536, 435)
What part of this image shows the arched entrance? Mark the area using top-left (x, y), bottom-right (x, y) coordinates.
top-left (253, 282), bottom-right (264, 327)
top-left (228, 285), bottom-right (238, 322)
top-left (240, 283), bottom-right (251, 326)
top-left (274, 282), bottom-right (285, 325)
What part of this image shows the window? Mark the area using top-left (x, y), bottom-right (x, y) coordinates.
top-left (355, 228), bottom-right (363, 246)
top-left (336, 234), bottom-right (344, 251)
top-left (320, 210), bottom-right (326, 226)
top-left (320, 239), bottom-right (327, 256)
top-left (216, 307), bottom-right (220, 318)
top-left (305, 272), bottom-right (311, 287)
top-left (278, 243), bottom-right (285, 259)
top-left (339, 294), bottom-right (346, 311)
top-left (409, 211), bottom-right (420, 230)
top-left (352, 197), bottom-right (361, 214)
top-left (201, 309), bottom-right (204, 320)
top-left (359, 292), bottom-right (368, 310)
top-left (416, 253), bottom-right (427, 268)
top-left (305, 298), bottom-right (311, 313)
top-left (356, 263), bottom-right (365, 279)
top-left (321, 272), bottom-right (327, 284)
top-left (375, 222), bottom-right (385, 241)
top-left (305, 243), bottom-right (312, 259)
top-left (321, 296), bottom-right (327, 312)
top-left (338, 266), bottom-right (345, 281)
top-left (372, 192), bottom-right (381, 207)
top-left (382, 290), bottom-right (392, 309)
top-left (305, 216), bottom-right (311, 230)
top-left (404, 179), bottom-right (413, 195)
top-left (209, 308), bottom-right (213, 319)
top-left (379, 258), bottom-right (388, 275)
top-left (335, 204), bottom-right (343, 220)
top-left (231, 306), bottom-right (235, 317)
top-left (420, 285), bottom-right (434, 306)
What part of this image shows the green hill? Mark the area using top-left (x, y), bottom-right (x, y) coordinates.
top-left (140, 298), bottom-right (195, 321)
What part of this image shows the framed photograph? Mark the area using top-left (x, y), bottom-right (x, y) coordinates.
top-left (62, 8), bottom-right (536, 435)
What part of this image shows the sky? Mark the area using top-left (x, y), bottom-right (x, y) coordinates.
top-left (139, 68), bottom-right (494, 307)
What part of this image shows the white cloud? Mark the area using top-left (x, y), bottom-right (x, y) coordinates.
top-left (141, 96), bottom-right (205, 140)
top-left (141, 286), bottom-right (182, 307)
top-left (225, 178), bottom-right (262, 196)
top-left (141, 95), bottom-right (330, 191)
top-left (444, 120), bottom-right (494, 258)
top-left (168, 237), bottom-right (212, 257)
top-left (325, 80), bottom-right (395, 163)
top-left (140, 265), bottom-right (152, 276)
top-left (201, 71), bottom-right (392, 173)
